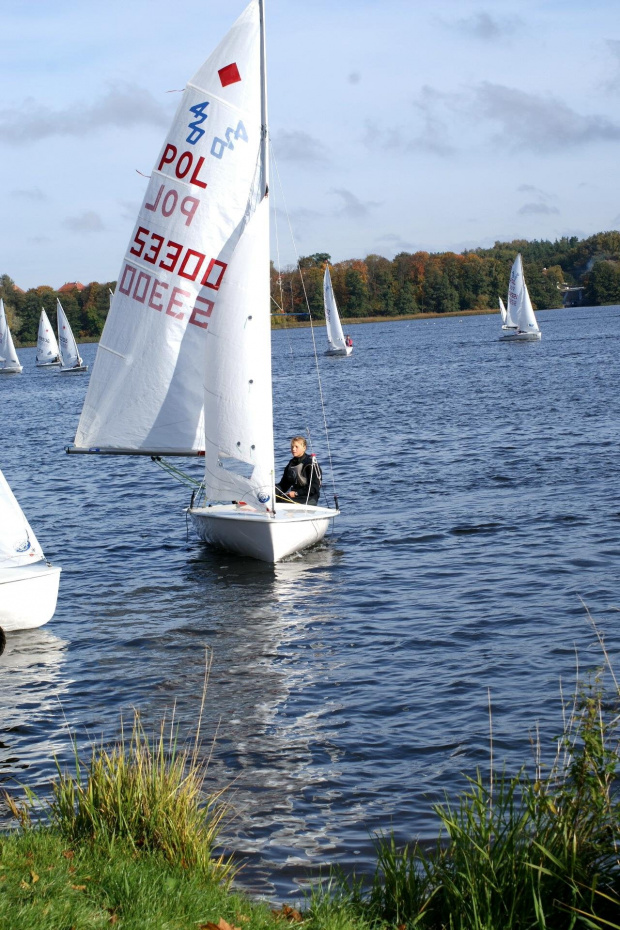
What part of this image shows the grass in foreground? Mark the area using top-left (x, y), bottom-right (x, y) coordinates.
top-left (3, 626), bottom-right (620, 929)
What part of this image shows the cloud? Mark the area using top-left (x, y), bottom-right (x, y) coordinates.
top-left (446, 11), bottom-right (523, 41)
top-left (119, 200), bottom-right (142, 221)
top-left (0, 83), bottom-right (170, 146)
top-left (62, 211), bottom-right (105, 233)
top-left (518, 202), bottom-right (560, 215)
top-left (271, 129), bottom-right (330, 165)
top-left (473, 82), bottom-right (620, 151)
top-left (330, 188), bottom-right (381, 219)
top-left (605, 39), bottom-right (620, 91)
top-left (364, 87), bottom-right (455, 156)
top-left (10, 187), bottom-right (48, 201)
top-left (374, 233), bottom-right (417, 256)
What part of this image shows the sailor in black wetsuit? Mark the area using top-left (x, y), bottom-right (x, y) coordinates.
top-left (275, 436), bottom-right (321, 506)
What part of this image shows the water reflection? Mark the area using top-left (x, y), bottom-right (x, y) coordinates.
top-left (0, 628), bottom-right (68, 804)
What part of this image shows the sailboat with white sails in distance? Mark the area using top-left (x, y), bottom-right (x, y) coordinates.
top-left (57, 299), bottom-right (88, 373)
top-left (67, 0), bottom-right (339, 563)
top-left (0, 299), bottom-right (23, 374)
top-left (323, 264), bottom-right (352, 356)
top-left (499, 254), bottom-right (541, 342)
top-left (36, 309), bottom-right (61, 366)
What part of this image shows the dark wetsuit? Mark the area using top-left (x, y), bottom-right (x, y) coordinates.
top-left (275, 452), bottom-right (321, 506)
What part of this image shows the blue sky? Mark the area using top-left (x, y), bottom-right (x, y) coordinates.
top-left (1, 0), bottom-right (619, 289)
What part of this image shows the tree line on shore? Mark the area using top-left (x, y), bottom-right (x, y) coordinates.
top-left (1, 229), bottom-right (619, 344)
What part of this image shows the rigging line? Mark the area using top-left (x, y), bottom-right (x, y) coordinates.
top-left (151, 456), bottom-right (203, 488)
top-left (269, 141), bottom-right (338, 503)
top-left (268, 141), bottom-right (295, 362)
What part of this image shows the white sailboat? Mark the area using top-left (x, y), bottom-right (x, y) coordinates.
top-left (0, 467), bottom-right (61, 633)
top-left (68, 0), bottom-right (339, 563)
top-left (499, 254), bottom-right (541, 342)
top-left (35, 309), bottom-right (61, 366)
top-left (0, 299), bottom-right (23, 374)
top-left (323, 264), bottom-right (352, 356)
top-left (57, 299), bottom-right (87, 372)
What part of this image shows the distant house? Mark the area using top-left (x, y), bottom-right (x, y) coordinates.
top-left (13, 285), bottom-right (25, 294)
top-left (58, 281), bottom-right (85, 292)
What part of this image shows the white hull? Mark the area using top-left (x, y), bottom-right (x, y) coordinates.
top-left (325, 346), bottom-right (352, 357)
top-left (501, 324), bottom-right (517, 331)
top-left (0, 563), bottom-right (61, 632)
top-left (36, 360), bottom-right (61, 367)
top-left (0, 366), bottom-right (22, 374)
top-left (189, 501), bottom-right (338, 562)
top-left (60, 365), bottom-right (88, 373)
top-left (499, 331), bottom-right (541, 342)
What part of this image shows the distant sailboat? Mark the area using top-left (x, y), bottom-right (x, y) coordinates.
top-left (0, 467), bottom-right (61, 633)
top-left (499, 254), bottom-right (541, 342)
top-left (68, 0), bottom-right (339, 563)
top-left (57, 299), bottom-right (88, 373)
top-left (36, 309), bottom-right (61, 366)
top-left (323, 264), bottom-right (352, 356)
top-left (0, 299), bottom-right (22, 374)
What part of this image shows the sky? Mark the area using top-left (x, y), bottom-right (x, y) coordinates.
top-left (1, 0), bottom-right (619, 290)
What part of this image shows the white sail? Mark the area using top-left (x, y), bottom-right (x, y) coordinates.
top-left (506, 255), bottom-right (523, 330)
top-left (0, 299), bottom-right (22, 372)
top-left (515, 280), bottom-right (540, 334)
top-left (499, 296), bottom-right (507, 323)
top-left (0, 469), bottom-right (45, 568)
top-left (73, 0), bottom-right (265, 455)
top-left (323, 265), bottom-right (347, 353)
top-left (57, 299), bottom-right (83, 368)
top-left (36, 309), bottom-right (60, 365)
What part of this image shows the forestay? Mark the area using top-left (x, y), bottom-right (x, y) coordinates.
top-left (323, 265), bottom-right (347, 352)
top-left (0, 469), bottom-right (44, 568)
top-left (73, 0), bottom-right (266, 456)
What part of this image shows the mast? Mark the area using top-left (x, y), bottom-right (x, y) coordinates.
top-left (259, 0), bottom-right (269, 198)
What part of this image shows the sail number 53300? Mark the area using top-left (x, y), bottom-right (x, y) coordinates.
top-left (129, 225), bottom-right (227, 287)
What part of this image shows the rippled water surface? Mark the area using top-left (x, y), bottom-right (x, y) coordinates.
top-left (1, 306), bottom-right (620, 900)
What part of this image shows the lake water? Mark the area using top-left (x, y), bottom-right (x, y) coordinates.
top-left (1, 305), bottom-right (620, 902)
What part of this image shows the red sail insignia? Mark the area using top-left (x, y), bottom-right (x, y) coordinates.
top-left (218, 63), bottom-right (241, 87)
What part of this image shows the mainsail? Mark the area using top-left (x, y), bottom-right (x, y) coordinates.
top-left (73, 1), bottom-right (266, 457)
top-left (36, 309), bottom-right (60, 364)
top-left (57, 299), bottom-right (83, 368)
top-left (0, 299), bottom-right (21, 371)
top-left (323, 265), bottom-right (347, 353)
top-left (0, 469), bottom-right (45, 568)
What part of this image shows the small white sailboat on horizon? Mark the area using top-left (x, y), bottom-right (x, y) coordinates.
top-left (323, 264), bottom-right (352, 356)
top-left (57, 299), bottom-right (88, 373)
top-left (0, 467), bottom-right (61, 635)
top-left (0, 299), bottom-right (23, 374)
top-left (36, 309), bottom-right (61, 366)
top-left (499, 254), bottom-right (541, 342)
top-left (67, 0), bottom-right (339, 563)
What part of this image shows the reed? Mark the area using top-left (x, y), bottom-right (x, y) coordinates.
top-left (307, 665), bottom-right (620, 929)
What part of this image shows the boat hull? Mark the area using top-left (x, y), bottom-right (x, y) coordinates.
top-left (499, 331), bottom-right (541, 341)
top-left (36, 360), bottom-right (61, 367)
top-left (189, 502), bottom-right (338, 562)
top-left (325, 346), bottom-right (352, 356)
top-left (60, 365), bottom-right (88, 373)
top-left (0, 563), bottom-right (61, 632)
top-left (0, 366), bottom-right (22, 374)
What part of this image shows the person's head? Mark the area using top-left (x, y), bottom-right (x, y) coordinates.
top-left (290, 436), bottom-right (307, 457)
